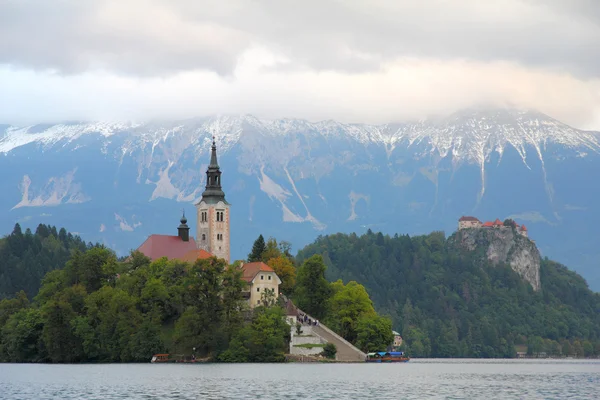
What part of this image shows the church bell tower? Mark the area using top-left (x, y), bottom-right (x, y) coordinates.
top-left (195, 137), bottom-right (230, 262)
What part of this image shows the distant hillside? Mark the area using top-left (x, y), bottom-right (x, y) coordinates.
top-left (0, 224), bottom-right (89, 299)
top-left (296, 230), bottom-right (600, 357)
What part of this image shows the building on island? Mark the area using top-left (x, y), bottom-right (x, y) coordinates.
top-left (241, 262), bottom-right (282, 307)
top-left (458, 216), bottom-right (529, 238)
top-left (135, 137), bottom-right (280, 308)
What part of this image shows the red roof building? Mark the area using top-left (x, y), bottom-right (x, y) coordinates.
top-left (520, 225), bottom-right (527, 231)
top-left (240, 262), bottom-right (276, 282)
top-left (459, 216), bottom-right (481, 222)
top-left (493, 219), bottom-right (503, 226)
top-left (482, 221), bottom-right (494, 227)
top-left (136, 234), bottom-right (199, 261)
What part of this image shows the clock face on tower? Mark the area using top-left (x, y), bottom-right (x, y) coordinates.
top-left (195, 138), bottom-right (230, 263)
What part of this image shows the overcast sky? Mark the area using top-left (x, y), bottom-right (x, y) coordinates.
top-left (1, 0), bottom-right (600, 128)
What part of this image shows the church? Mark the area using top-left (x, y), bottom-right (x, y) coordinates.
top-left (136, 138), bottom-right (281, 307)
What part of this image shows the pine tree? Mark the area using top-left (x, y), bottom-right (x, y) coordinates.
top-left (247, 235), bottom-right (266, 262)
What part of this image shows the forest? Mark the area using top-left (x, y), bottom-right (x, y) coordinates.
top-left (0, 227), bottom-right (391, 362)
top-left (296, 230), bottom-right (600, 358)
top-left (0, 224), bottom-right (90, 299)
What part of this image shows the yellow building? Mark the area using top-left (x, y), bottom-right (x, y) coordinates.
top-left (241, 262), bottom-right (282, 308)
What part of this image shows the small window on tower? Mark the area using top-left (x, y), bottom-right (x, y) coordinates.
top-left (202, 234), bottom-right (206, 241)
top-left (256, 287), bottom-right (260, 292)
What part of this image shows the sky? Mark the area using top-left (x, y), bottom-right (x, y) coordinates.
top-left (1, 0), bottom-right (600, 129)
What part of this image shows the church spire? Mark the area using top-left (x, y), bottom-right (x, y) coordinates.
top-left (198, 136), bottom-right (228, 205)
top-left (209, 136), bottom-right (219, 168)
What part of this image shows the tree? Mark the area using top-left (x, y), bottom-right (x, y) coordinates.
top-left (326, 280), bottom-right (376, 343)
top-left (248, 235), bottom-right (266, 262)
top-left (295, 255), bottom-right (332, 320)
top-left (218, 306), bottom-right (290, 362)
top-left (355, 314), bottom-right (394, 353)
top-left (321, 343), bottom-right (337, 359)
top-left (267, 256), bottom-right (296, 295)
top-left (262, 237), bottom-right (281, 262)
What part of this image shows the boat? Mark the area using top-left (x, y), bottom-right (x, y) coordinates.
top-left (151, 354), bottom-right (171, 363)
top-left (151, 354), bottom-right (199, 363)
top-left (365, 351), bottom-right (410, 363)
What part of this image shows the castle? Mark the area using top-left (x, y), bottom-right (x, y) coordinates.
top-left (136, 137), bottom-right (281, 307)
top-left (458, 216), bottom-right (528, 238)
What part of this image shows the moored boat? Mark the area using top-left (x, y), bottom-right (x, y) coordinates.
top-left (365, 351), bottom-right (410, 363)
top-left (151, 354), bottom-right (199, 363)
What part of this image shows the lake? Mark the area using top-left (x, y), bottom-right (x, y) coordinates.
top-left (1, 359), bottom-right (598, 399)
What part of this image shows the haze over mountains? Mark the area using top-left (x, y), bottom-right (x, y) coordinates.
top-left (1, 108), bottom-right (599, 289)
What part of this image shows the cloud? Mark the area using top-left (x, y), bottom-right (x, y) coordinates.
top-left (0, 1), bottom-right (600, 127)
top-left (1, 0), bottom-right (599, 78)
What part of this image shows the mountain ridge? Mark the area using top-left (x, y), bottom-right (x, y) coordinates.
top-left (2, 108), bottom-right (599, 289)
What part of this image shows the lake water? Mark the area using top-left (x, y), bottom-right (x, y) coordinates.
top-left (1, 359), bottom-right (598, 399)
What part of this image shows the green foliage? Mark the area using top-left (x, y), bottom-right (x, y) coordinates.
top-left (297, 231), bottom-right (600, 358)
top-left (355, 314), bottom-right (394, 353)
top-left (295, 255), bottom-right (332, 320)
top-left (248, 234), bottom-right (266, 262)
top-left (219, 306), bottom-right (290, 362)
top-left (321, 342), bottom-right (337, 359)
top-left (0, 244), bottom-right (294, 363)
top-left (0, 224), bottom-right (90, 299)
top-left (326, 280), bottom-right (376, 343)
top-left (267, 256), bottom-right (296, 295)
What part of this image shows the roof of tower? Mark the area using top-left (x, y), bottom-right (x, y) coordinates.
top-left (209, 136), bottom-right (219, 168)
top-left (197, 137), bottom-right (229, 205)
top-left (179, 210), bottom-right (188, 227)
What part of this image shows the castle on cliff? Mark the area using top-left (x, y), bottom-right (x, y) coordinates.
top-left (458, 216), bottom-right (528, 238)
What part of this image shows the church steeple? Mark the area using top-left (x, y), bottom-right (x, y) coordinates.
top-left (200, 136), bottom-right (228, 205)
top-left (195, 136), bottom-right (231, 263)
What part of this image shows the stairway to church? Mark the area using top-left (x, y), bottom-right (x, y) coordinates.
top-left (295, 310), bottom-right (366, 362)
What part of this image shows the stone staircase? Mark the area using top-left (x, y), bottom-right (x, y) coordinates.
top-left (296, 310), bottom-right (366, 362)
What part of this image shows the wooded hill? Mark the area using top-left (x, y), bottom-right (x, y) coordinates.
top-left (296, 230), bottom-right (600, 358)
top-left (0, 224), bottom-right (89, 299)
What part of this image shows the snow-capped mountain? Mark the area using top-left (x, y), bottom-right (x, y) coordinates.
top-left (2, 109), bottom-right (600, 289)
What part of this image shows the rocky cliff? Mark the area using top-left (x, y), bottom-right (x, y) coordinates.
top-left (451, 227), bottom-right (541, 291)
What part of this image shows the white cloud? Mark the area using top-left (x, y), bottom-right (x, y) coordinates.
top-left (0, 1), bottom-right (599, 128)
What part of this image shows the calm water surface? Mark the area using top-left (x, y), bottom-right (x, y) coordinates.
top-left (1, 359), bottom-right (598, 399)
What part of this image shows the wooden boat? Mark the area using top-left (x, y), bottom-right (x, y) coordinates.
top-left (151, 354), bottom-right (199, 363)
top-left (151, 354), bottom-right (171, 363)
top-left (365, 351), bottom-right (410, 363)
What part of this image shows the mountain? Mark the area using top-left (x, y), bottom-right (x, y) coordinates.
top-left (1, 108), bottom-right (599, 288)
top-left (295, 230), bottom-right (600, 358)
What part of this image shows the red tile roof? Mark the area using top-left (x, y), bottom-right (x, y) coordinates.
top-left (493, 219), bottom-right (503, 226)
top-left (459, 216), bottom-right (480, 222)
top-left (136, 234), bottom-right (199, 261)
top-left (181, 249), bottom-right (214, 263)
top-left (520, 225), bottom-right (527, 231)
top-left (482, 221), bottom-right (494, 227)
top-left (241, 262), bottom-right (275, 282)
